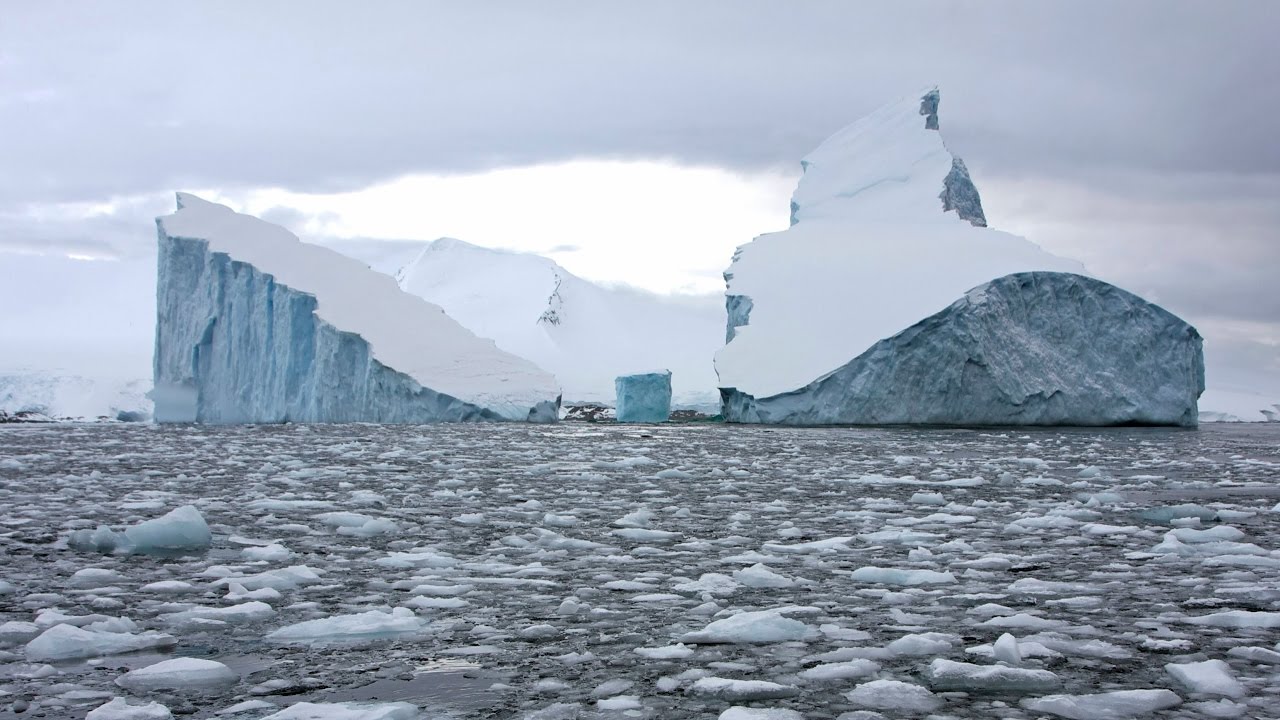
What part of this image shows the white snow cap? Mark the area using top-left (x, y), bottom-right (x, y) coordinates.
top-left (716, 87), bottom-right (1084, 398)
top-left (159, 195), bottom-right (560, 418)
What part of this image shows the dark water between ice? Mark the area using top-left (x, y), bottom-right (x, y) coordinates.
top-left (1, 422), bottom-right (1278, 718)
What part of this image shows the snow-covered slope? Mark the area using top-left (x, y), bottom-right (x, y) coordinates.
top-left (395, 239), bottom-right (723, 407)
top-left (153, 194), bottom-right (561, 423)
top-left (0, 372), bottom-right (151, 421)
top-left (715, 88), bottom-right (1084, 400)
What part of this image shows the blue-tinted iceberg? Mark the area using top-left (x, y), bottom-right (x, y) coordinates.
top-left (153, 194), bottom-right (560, 423)
top-left (722, 272), bottom-right (1204, 426)
top-left (615, 371), bottom-right (672, 423)
top-left (68, 505), bottom-right (213, 555)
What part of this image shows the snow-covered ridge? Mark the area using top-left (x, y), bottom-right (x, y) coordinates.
top-left (716, 88), bottom-right (1084, 400)
top-left (394, 237), bottom-right (724, 407)
top-left (154, 194), bottom-right (561, 422)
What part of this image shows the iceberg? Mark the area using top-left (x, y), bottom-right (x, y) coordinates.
top-left (115, 657), bottom-right (239, 691)
top-left (614, 370), bottom-right (672, 422)
top-left (394, 238), bottom-right (723, 408)
top-left (716, 87), bottom-right (1084, 407)
top-left (153, 194), bottom-right (560, 423)
top-left (67, 505), bottom-right (212, 555)
top-left (723, 272), bottom-right (1204, 426)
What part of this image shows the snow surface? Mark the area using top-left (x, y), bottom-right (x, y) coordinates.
top-left (154, 194), bottom-right (560, 422)
top-left (394, 238), bottom-right (723, 407)
top-left (715, 87), bottom-right (1084, 399)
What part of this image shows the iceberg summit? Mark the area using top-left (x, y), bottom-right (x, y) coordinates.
top-left (716, 88), bottom-right (1203, 426)
top-left (153, 194), bottom-right (561, 423)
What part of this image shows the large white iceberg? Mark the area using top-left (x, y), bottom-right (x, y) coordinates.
top-left (715, 88), bottom-right (1083, 404)
top-left (724, 272), bottom-right (1204, 426)
top-left (153, 194), bottom-right (560, 423)
top-left (394, 238), bottom-right (723, 408)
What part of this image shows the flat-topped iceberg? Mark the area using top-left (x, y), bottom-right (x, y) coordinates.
top-left (724, 272), bottom-right (1203, 426)
top-left (716, 87), bottom-right (1082, 405)
top-left (153, 194), bottom-right (560, 423)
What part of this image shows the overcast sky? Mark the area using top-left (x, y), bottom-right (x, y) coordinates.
top-left (1, 1), bottom-right (1276, 414)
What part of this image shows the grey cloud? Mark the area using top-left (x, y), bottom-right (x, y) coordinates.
top-left (1, 1), bottom-right (1277, 208)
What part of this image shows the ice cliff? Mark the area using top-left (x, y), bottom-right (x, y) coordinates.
top-left (152, 194), bottom-right (560, 423)
top-left (394, 239), bottom-right (723, 408)
top-left (716, 87), bottom-right (1084, 403)
top-left (723, 272), bottom-right (1204, 426)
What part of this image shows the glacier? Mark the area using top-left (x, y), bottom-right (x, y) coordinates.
top-left (152, 194), bottom-right (561, 423)
top-left (615, 370), bottom-right (672, 423)
top-left (722, 272), bottom-right (1204, 426)
top-left (394, 238), bottom-right (723, 408)
top-left (715, 87), bottom-right (1085, 403)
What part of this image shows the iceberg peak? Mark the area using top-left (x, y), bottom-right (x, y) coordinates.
top-left (788, 86), bottom-right (985, 227)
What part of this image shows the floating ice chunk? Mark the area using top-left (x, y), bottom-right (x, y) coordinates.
top-left (680, 610), bottom-right (815, 644)
top-left (376, 551), bottom-right (459, 570)
top-left (734, 563), bottom-right (795, 588)
top-left (1183, 610), bottom-right (1280, 629)
top-left (70, 568), bottom-right (127, 588)
top-left (674, 573), bottom-right (740, 595)
top-left (86, 697), bottom-right (173, 720)
top-left (0, 620), bottom-right (40, 644)
top-left (612, 527), bottom-right (682, 543)
top-left (1170, 526), bottom-right (1246, 543)
top-left (1186, 699), bottom-right (1249, 718)
top-left (596, 695), bottom-right (641, 710)
top-left (845, 679), bottom-right (942, 713)
top-left (857, 530), bottom-right (941, 545)
top-left (226, 582), bottom-right (282, 602)
top-left (116, 658), bottom-right (239, 691)
top-left (885, 632), bottom-right (955, 656)
top-left (25, 624), bottom-right (176, 661)
top-left (719, 708), bottom-right (805, 720)
top-left (613, 509), bottom-right (655, 528)
top-left (849, 566), bottom-right (956, 586)
top-left (1139, 504), bottom-right (1217, 524)
top-left (164, 601), bottom-right (276, 626)
top-left (242, 544), bottom-right (293, 562)
top-left (1165, 660), bottom-right (1245, 698)
top-left (1020, 689), bottom-right (1182, 719)
top-left (691, 676), bottom-right (799, 701)
top-left (910, 492), bottom-right (945, 505)
top-left (217, 565), bottom-right (324, 591)
top-left (924, 659), bottom-right (1061, 693)
top-left (980, 613), bottom-right (1066, 631)
top-left (141, 580), bottom-right (198, 594)
top-left (266, 608), bottom-right (424, 644)
top-left (797, 659), bottom-right (880, 682)
top-left (258, 702), bottom-right (419, 720)
top-left (634, 643), bottom-right (695, 660)
top-left (762, 536), bottom-right (855, 554)
top-left (126, 505), bottom-right (212, 553)
top-left (1226, 646), bottom-right (1280, 664)
top-left (993, 633), bottom-right (1021, 664)
top-left (216, 700), bottom-right (277, 715)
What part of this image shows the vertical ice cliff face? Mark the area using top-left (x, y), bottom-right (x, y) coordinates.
top-left (395, 239), bottom-right (724, 408)
top-left (153, 195), bottom-right (561, 423)
top-left (716, 87), bottom-right (1084, 404)
top-left (724, 272), bottom-right (1204, 427)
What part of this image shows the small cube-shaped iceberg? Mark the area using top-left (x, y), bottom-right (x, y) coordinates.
top-left (615, 370), bottom-right (672, 423)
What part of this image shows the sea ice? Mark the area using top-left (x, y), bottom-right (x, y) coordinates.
top-left (258, 702), bottom-right (419, 720)
top-left (68, 505), bottom-right (211, 555)
top-left (679, 610), bottom-right (814, 644)
top-left (1165, 659), bottom-right (1246, 698)
top-left (1020, 689), bottom-right (1183, 719)
top-left (265, 608), bottom-right (424, 644)
top-left (923, 658), bottom-right (1061, 693)
top-left (691, 676), bottom-right (799, 700)
top-left (25, 623), bottom-right (176, 662)
top-left (86, 697), bottom-right (174, 720)
top-left (719, 708), bottom-right (805, 720)
top-left (115, 657), bottom-right (239, 691)
top-left (845, 679), bottom-right (942, 712)
top-left (849, 566), bottom-right (956, 586)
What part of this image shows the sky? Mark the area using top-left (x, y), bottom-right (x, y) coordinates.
top-left (1, 1), bottom-right (1277, 415)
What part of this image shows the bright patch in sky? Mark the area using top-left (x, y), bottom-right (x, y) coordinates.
top-left (210, 161), bottom-right (796, 295)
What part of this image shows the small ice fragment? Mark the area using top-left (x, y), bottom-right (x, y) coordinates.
top-left (845, 679), bottom-right (942, 712)
top-left (1020, 689), bottom-right (1182, 719)
top-left (86, 697), bottom-right (173, 720)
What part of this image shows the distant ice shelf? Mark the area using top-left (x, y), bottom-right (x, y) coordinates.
top-left (152, 194), bottom-right (561, 423)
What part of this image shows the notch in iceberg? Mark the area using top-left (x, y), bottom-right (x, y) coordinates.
top-left (153, 194), bottom-right (560, 423)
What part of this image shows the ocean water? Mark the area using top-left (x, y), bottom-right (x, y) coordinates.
top-left (1, 422), bottom-right (1278, 718)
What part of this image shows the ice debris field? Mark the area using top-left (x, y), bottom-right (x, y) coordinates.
top-left (1, 423), bottom-right (1279, 719)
